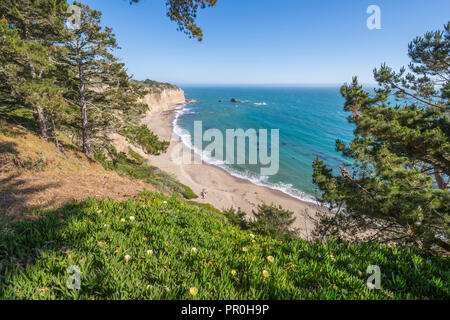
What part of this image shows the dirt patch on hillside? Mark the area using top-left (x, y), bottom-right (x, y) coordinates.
top-left (0, 126), bottom-right (154, 222)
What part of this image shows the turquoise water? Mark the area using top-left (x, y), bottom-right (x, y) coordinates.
top-left (174, 86), bottom-right (354, 202)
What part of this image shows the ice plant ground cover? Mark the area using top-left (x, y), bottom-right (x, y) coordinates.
top-left (0, 192), bottom-right (448, 300)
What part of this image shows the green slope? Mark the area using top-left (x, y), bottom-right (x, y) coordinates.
top-left (0, 192), bottom-right (448, 300)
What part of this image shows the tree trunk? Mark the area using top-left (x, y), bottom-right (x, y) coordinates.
top-left (434, 170), bottom-right (446, 190)
top-left (50, 116), bottom-right (65, 155)
top-left (29, 61), bottom-right (50, 141)
top-left (81, 101), bottom-right (90, 157)
top-left (77, 56), bottom-right (90, 158)
top-left (33, 104), bottom-right (49, 141)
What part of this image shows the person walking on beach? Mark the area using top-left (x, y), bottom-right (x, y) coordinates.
top-left (200, 188), bottom-right (207, 199)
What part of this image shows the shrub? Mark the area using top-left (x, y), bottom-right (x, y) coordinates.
top-left (224, 205), bottom-right (297, 240)
top-left (181, 184), bottom-right (198, 199)
top-left (187, 201), bottom-right (222, 214)
top-left (124, 125), bottom-right (169, 155)
top-left (250, 204), bottom-right (297, 240)
top-left (223, 207), bottom-right (250, 230)
top-left (94, 149), bottom-right (197, 200)
top-left (128, 149), bottom-right (145, 165)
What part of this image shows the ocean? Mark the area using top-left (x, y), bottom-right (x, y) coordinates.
top-left (174, 86), bottom-right (355, 203)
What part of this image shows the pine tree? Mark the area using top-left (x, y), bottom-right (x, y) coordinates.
top-left (0, 0), bottom-right (68, 140)
top-left (130, 0), bottom-right (217, 41)
top-left (312, 23), bottom-right (449, 252)
top-left (63, 2), bottom-right (147, 158)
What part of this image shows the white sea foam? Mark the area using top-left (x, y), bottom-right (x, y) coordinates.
top-left (218, 167), bottom-right (319, 204)
top-left (172, 105), bottom-right (320, 205)
top-left (254, 102), bottom-right (268, 106)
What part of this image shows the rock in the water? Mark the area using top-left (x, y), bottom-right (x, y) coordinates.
top-left (230, 98), bottom-right (243, 103)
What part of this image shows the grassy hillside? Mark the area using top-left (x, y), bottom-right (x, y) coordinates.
top-left (0, 122), bottom-right (196, 222)
top-left (96, 148), bottom-right (198, 200)
top-left (0, 192), bottom-right (448, 300)
top-left (0, 122), bottom-right (155, 222)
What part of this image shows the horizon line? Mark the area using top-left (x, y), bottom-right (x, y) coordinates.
top-left (171, 82), bottom-right (378, 87)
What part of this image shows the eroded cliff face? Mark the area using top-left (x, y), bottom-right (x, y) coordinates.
top-left (109, 87), bottom-right (185, 155)
top-left (140, 88), bottom-right (186, 115)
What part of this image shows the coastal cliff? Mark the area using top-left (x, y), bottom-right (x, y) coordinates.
top-left (109, 86), bottom-right (185, 155)
top-left (140, 87), bottom-right (186, 115)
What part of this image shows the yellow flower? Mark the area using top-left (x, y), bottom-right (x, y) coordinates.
top-left (189, 287), bottom-right (198, 296)
top-left (124, 255), bottom-right (131, 261)
top-left (129, 216), bottom-right (135, 221)
top-left (285, 264), bottom-right (295, 272)
top-left (242, 247), bottom-right (248, 252)
top-left (120, 218), bottom-right (125, 222)
top-left (231, 269), bottom-right (237, 276)
top-left (147, 250), bottom-right (153, 256)
top-left (191, 247), bottom-right (198, 253)
top-left (267, 256), bottom-right (275, 263)
top-left (262, 270), bottom-right (270, 278)
top-left (250, 233), bottom-right (255, 239)
top-left (39, 287), bottom-right (51, 296)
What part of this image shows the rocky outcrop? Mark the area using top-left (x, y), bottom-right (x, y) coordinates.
top-left (140, 88), bottom-right (186, 115)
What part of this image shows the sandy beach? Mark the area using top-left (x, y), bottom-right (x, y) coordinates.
top-left (141, 103), bottom-right (320, 238)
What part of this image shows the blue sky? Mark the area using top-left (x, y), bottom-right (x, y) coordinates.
top-left (81, 0), bottom-right (450, 85)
